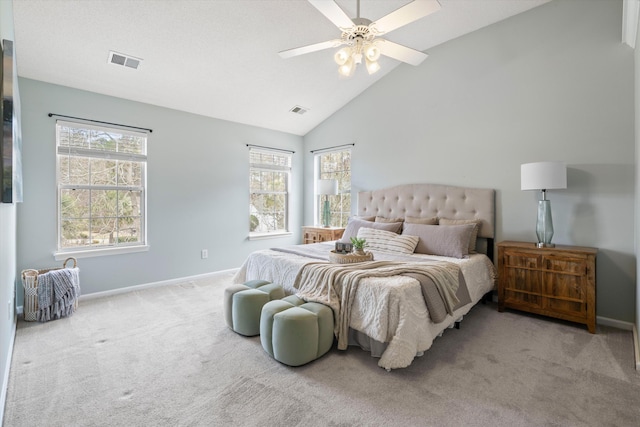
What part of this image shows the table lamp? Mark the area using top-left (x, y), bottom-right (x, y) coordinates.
top-left (521, 161), bottom-right (567, 248)
top-left (317, 179), bottom-right (338, 227)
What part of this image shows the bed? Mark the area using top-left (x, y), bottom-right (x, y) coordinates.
top-left (234, 183), bottom-right (496, 370)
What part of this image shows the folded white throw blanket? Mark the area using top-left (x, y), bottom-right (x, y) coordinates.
top-left (37, 267), bottom-right (80, 322)
top-left (294, 260), bottom-right (460, 350)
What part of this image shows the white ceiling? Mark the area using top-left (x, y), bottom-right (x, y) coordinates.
top-left (12, 0), bottom-right (550, 136)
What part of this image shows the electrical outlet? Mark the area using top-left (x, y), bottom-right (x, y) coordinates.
top-left (201, 249), bottom-right (208, 259)
top-left (8, 301), bottom-right (12, 321)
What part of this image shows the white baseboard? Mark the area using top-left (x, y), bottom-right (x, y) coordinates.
top-left (17, 268), bottom-right (239, 313)
top-left (633, 324), bottom-right (640, 371)
top-left (596, 316), bottom-right (634, 331)
top-left (597, 316), bottom-right (640, 371)
top-left (0, 314), bottom-right (17, 426)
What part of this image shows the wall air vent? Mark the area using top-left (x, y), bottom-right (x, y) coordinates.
top-left (108, 51), bottom-right (142, 70)
top-left (289, 105), bottom-right (309, 115)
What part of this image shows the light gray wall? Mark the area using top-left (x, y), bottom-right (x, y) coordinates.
top-left (16, 78), bottom-right (303, 304)
top-left (0, 0), bottom-right (17, 420)
top-left (304, 0), bottom-right (636, 322)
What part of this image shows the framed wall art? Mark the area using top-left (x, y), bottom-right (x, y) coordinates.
top-left (1, 39), bottom-right (22, 203)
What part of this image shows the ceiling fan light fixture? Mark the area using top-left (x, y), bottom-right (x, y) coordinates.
top-left (280, 0), bottom-right (441, 77)
top-left (364, 42), bottom-right (381, 62)
top-left (334, 47), bottom-right (351, 65)
top-left (338, 57), bottom-right (354, 77)
top-left (365, 58), bottom-right (380, 75)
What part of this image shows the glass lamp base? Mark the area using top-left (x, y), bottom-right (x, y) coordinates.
top-left (536, 199), bottom-right (554, 248)
top-left (322, 199), bottom-right (331, 228)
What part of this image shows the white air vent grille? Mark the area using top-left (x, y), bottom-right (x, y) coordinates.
top-left (108, 51), bottom-right (142, 70)
top-left (289, 105), bottom-right (309, 115)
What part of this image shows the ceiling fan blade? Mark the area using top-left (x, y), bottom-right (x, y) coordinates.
top-left (279, 39), bottom-right (343, 59)
top-left (372, 0), bottom-right (441, 35)
top-left (378, 40), bottom-right (428, 66)
top-left (308, 0), bottom-right (354, 31)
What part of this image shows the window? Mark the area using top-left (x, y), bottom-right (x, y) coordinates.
top-left (315, 148), bottom-right (351, 227)
top-left (249, 147), bottom-right (292, 236)
top-left (56, 120), bottom-right (147, 256)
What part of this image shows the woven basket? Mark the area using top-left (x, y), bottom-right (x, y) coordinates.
top-left (21, 257), bottom-right (78, 322)
top-left (329, 250), bottom-right (374, 264)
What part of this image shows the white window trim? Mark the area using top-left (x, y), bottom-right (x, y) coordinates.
top-left (54, 245), bottom-right (149, 261)
top-left (248, 147), bottom-right (292, 236)
top-left (247, 231), bottom-right (293, 241)
top-left (55, 120), bottom-right (148, 256)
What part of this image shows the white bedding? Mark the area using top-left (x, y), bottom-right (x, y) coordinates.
top-left (233, 242), bottom-right (496, 370)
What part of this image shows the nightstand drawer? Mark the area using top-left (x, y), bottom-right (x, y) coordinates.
top-left (543, 255), bottom-right (588, 275)
top-left (503, 251), bottom-right (540, 269)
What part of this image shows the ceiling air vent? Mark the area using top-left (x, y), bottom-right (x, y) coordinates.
top-left (289, 105), bottom-right (309, 115)
top-left (108, 51), bottom-right (142, 70)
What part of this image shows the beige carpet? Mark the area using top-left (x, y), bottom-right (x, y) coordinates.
top-left (3, 271), bottom-right (640, 426)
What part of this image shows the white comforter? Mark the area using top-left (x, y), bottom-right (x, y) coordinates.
top-left (233, 242), bottom-right (496, 370)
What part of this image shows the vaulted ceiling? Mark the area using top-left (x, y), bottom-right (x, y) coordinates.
top-left (12, 0), bottom-right (551, 136)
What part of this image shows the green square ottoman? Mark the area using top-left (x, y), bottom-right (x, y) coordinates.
top-left (224, 280), bottom-right (285, 336)
top-left (260, 296), bottom-right (334, 366)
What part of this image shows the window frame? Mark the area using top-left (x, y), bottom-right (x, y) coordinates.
top-left (54, 120), bottom-right (149, 260)
top-left (314, 147), bottom-right (352, 228)
top-left (248, 147), bottom-right (292, 239)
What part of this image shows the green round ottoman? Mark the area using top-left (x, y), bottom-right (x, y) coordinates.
top-left (260, 295), bottom-right (334, 366)
top-left (224, 280), bottom-right (285, 336)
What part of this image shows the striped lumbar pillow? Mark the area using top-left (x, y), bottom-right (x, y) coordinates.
top-left (357, 227), bottom-right (419, 255)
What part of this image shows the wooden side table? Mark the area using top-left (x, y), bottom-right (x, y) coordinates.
top-left (302, 226), bottom-right (345, 244)
top-left (497, 241), bottom-right (597, 333)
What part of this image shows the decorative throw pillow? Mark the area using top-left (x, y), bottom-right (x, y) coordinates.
top-left (357, 227), bottom-right (419, 255)
top-left (404, 216), bottom-right (438, 225)
top-left (401, 223), bottom-right (475, 259)
top-left (375, 216), bottom-right (405, 223)
top-left (339, 218), bottom-right (403, 243)
top-left (438, 218), bottom-right (482, 253)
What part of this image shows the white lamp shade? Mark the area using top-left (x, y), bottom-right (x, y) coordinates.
top-left (317, 179), bottom-right (338, 195)
top-left (521, 161), bottom-right (567, 191)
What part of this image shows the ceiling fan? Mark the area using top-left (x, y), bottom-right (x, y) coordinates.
top-left (279, 0), bottom-right (441, 77)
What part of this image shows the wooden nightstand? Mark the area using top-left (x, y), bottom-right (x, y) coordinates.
top-left (302, 226), bottom-right (345, 244)
top-left (497, 241), bottom-right (597, 333)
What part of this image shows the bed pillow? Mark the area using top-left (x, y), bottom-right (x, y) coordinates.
top-left (402, 223), bottom-right (475, 258)
top-left (352, 215), bottom-right (375, 222)
top-left (375, 216), bottom-right (404, 223)
top-left (404, 216), bottom-right (438, 225)
top-left (357, 227), bottom-right (419, 255)
top-left (339, 218), bottom-right (403, 243)
top-left (438, 218), bottom-right (482, 253)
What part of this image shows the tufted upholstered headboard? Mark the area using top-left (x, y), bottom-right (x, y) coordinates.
top-left (357, 183), bottom-right (496, 258)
